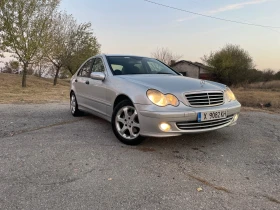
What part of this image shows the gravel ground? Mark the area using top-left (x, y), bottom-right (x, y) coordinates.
top-left (0, 103), bottom-right (279, 210)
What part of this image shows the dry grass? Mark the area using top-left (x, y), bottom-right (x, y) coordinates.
top-left (232, 88), bottom-right (280, 109)
top-left (239, 80), bottom-right (280, 90)
top-left (0, 73), bottom-right (69, 104)
top-left (1, 73), bottom-right (280, 113)
top-left (231, 81), bottom-right (280, 112)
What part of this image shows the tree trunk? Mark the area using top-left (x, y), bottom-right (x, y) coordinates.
top-left (53, 66), bottom-right (61, 86)
top-left (22, 63), bottom-right (28, 87)
top-left (38, 63), bottom-right (42, 77)
top-left (67, 66), bottom-right (74, 75)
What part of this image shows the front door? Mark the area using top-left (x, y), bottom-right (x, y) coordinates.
top-left (84, 57), bottom-right (108, 116)
top-left (74, 58), bottom-right (94, 107)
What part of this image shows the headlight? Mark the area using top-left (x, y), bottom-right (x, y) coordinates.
top-left (147, 89), bottom-right (179, 107)
top-left (166, 94), bottom-right (179, 106)
top-left (224, 87), bottom-right (236, 102)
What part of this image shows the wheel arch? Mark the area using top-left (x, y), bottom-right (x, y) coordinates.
top-left (70, 90), bottom-right (75, 97)
top-left (113, 94), bottom-right (134, 110)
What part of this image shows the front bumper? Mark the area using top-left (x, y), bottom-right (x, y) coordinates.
top-left (135, 101), bottom-right (241, 137)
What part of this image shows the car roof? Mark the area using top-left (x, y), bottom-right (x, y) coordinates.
top-left (100, 54), bottom-right (151, 59)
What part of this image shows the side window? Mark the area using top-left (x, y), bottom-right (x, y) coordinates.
top-left (78, 59), bottom-right (94, 77)
top-left (111, 64), bottom-right (123, 71)
top-left (92, 58), bottom-right (105, 72)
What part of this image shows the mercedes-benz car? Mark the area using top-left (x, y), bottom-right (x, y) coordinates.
top-left (70, 54), bottom-right (241, 145)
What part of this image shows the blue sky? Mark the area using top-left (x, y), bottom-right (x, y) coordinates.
top-left (1, 0), bottom-right (279, 70)
top-left (60, 0), bottom-right (280, 70)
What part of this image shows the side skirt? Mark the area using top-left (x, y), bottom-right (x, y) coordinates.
top-left (79, 105), bottom-right (111, 122)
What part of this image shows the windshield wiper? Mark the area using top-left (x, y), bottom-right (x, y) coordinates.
top-left (156, 72), bottom-right (174, 75)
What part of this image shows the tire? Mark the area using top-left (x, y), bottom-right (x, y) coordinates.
top-left (112, 100), bottom-right (145, 145)
top-left (70, 92), bottom-right (82, 117)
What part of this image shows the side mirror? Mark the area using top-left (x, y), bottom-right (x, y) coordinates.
top-left (90, 72), bottom-right (105, 81)
top-left (179, 73), bottom-right (183, 76)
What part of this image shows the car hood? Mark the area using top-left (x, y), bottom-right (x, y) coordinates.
top-left (118, 75), bottom-right (225, 93)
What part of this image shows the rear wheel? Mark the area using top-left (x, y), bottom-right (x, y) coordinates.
top-left (70, 92), bottom-right (82, 117)
top-left (112, 100), bottom-right (145, 145)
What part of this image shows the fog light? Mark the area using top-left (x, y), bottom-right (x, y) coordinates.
top-left (159, 123), bottom-right (171, 132)
top-left (233, 114), bottom-right (239, 122)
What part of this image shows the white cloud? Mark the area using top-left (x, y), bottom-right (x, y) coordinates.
top-left (209, 0), bottom-right (272, 14)
top-left (177, 0), bottom-right (273, 22)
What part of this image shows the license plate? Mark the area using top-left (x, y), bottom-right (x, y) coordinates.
top-left (198, 110), bottom-right (227, 122)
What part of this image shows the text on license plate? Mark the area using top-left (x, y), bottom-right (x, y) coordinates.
top-left (198, 110), bottom-right (227, 122)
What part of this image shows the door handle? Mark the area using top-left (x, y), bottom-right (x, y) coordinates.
top-left (85, 81), bottom-right (89, 85)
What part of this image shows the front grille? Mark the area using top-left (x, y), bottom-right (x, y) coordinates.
top-left (185, 91), bottom-right (224, 107)
top-left (176, 115), bottom-right (233, 130)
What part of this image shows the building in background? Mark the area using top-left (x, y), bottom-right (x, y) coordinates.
top-left (170, 60), bottom-right (215, 80)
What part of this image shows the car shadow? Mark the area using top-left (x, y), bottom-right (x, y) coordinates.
top-left (84, 113), bottom-right (233, 151)
top-left (144, 130), bottom-right (232, 151)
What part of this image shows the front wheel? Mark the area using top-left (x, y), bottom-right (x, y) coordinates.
top-left (112, 100), bottom-right (145, 145)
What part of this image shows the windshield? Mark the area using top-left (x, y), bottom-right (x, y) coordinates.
top-left (106, 56), bottom-right (179, 76)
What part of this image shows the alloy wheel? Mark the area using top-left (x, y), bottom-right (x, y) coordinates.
top-left (115, 106), bottom-right (140, 140)
top-left (70, 94), bottom-right (76, 114)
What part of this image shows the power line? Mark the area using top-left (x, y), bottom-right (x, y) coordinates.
top-left (143, 0), bottom-right (280, 29)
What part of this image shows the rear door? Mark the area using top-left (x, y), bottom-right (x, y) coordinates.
top-left (74, 58), bottom-right (94, 107)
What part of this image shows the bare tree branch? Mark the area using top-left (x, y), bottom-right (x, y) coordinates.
top-left (151, 47), bottom-right (182, 66)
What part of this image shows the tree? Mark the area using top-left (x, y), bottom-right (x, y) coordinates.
top-left (262, 69), bottom-right (275, 82)
top-left (151, 47), bottom-right (182, 66)
top-left (44, 13), bottom-right (101, 85)
top-left (246, 68), bottom-right (264, 83)
top-left (202, 44), bottom-right (254, 86)
top-left (1, 60), bottom-right (20, 74)
top-left (0, 0), bottom-right (59, 87)
top-left (44, 12), bottom-right (75, 85)
top-left (275, 71), bottom-right (280, 80)
top-left (64, 23), bottom-right (101, 76)
top-left (32, 59), bottom-right (51, 78)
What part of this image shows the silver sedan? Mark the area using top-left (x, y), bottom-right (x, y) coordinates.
top-left (70, 54), bottom-right (241, 145)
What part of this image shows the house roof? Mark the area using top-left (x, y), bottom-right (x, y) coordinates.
top-left (171, 60), bottom-right (202, 68)
top-left (193, 62), bottom-right (209, 69)
top-left (171, 60), bottom-right (194, 67)
top-left (171, 60), bottom-right (211, 71)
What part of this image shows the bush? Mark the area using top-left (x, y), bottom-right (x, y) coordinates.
top-left (203, 44), bottom-right (254, 86)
